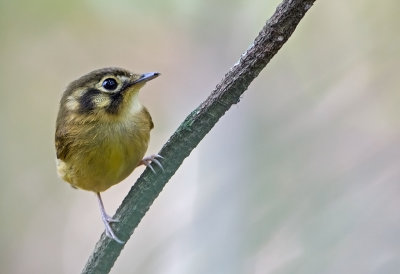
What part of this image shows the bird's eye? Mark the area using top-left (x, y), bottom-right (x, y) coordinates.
top-left (102, 78), bottom-right (118, 91)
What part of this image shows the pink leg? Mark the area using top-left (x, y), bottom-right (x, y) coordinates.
top-left (138, 154), bottom-right (164, 173)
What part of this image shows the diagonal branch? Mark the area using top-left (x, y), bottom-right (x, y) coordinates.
top-left (82, 0), bottom-right (316, 273)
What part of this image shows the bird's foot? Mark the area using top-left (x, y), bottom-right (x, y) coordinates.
top-left (96, 192), bottom-right (124, 244)
top-left (100, 213), bottom-right (124, 244)
top-left (138, 154), bottom-right (164, 174)
top-left (104, 213), bottom-right (119, 223)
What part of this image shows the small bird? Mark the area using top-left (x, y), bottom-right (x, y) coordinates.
top-left (55, 67), bottom-right (161, 243)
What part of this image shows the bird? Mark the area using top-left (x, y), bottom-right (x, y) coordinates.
top-left (55, 67), bottom-right (162, 243)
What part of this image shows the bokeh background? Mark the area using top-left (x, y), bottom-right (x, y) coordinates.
top-left (1, 0), bottom-right (399, 273)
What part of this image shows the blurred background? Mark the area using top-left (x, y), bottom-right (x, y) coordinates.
top-left (1, 0), bottom-right (399, 273)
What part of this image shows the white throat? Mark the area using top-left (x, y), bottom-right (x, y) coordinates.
top-left (128, 93), bottom-right (143, 115)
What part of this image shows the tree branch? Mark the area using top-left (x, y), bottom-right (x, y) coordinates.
top-left (82, 0), bottom-right (316, 273)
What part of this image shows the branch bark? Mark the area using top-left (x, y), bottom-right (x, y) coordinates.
top-left (82, 0), bottom-right (316, 273)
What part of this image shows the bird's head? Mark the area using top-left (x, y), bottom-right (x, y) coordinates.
top-left (60, 67), bottom-right (159, 122)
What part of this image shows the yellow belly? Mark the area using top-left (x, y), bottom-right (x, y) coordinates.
top-left (57, 119), bottom-right (150, 192)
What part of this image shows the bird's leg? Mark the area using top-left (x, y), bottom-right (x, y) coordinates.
top-left (138, 154), bottom-right (164, 173)
top-left (96, 192), bottom-right (124, 244)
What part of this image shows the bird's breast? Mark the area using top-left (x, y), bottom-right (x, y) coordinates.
top-left (58, 109), bottom-right (152, 192)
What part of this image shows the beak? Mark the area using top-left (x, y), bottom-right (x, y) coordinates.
top-left (132, 72), bottom-right (160, 85)
top-left (121, 72), bottom-right (160, 94)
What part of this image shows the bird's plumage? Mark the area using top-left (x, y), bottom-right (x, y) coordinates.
top-left (55, 67), bottom-right (156, 192)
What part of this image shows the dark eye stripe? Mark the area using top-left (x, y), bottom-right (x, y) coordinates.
top-left (79, 89), bottom-right (100, 113)
top-left (106, 93), bottom-right (123, 114)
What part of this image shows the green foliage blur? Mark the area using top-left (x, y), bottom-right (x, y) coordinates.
top-left (0, 0), bottom-right (399, 273)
